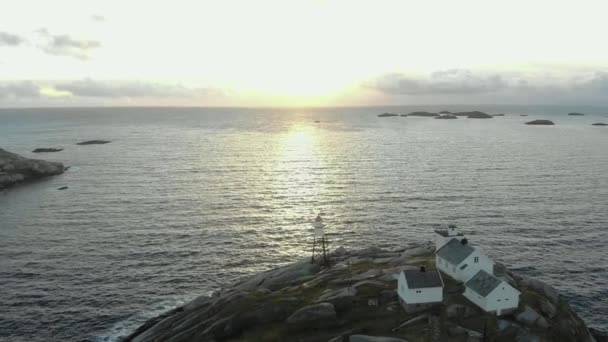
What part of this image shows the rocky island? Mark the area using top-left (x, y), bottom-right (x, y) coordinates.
top-left (407, 111), bottom-right (438, 117)
top-left (124, 242), bottom-right (597, 342)
top-left (435, 115), bottom-right (457, 120)
top-left (77, 140), bottom-right (111, 145)
top-left (32, 148), bottom-right (64, 153)
top-left (526, 120), bottom-right (555, 125)
top-left (0, 148), bottom-right (65, 190)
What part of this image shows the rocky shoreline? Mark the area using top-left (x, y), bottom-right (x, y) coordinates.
top-left (0, 148), bottom-right (66, 190)
top-left (123, 243), bottom-right (599, 342)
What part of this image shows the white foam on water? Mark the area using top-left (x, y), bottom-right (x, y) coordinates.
top-left (94, 296), bottom-right (192, 342)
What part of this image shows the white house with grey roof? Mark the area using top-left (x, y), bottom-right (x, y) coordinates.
top-left (464, 270), bottom-right (520, 315)
top-left (435, 238), bottom-right (494, 283)
top-left (434, 224), bottom-right (464, 250)
top-left (397, 267), bottom-right (444, 306)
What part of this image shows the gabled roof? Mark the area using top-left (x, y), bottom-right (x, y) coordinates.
top-left (403, 270), bottom-right (443, 289)
top-left (434, 229), bottom-right (464, 238)
top-left (465, 270), bottom-right (502, 297)
top-left (436, 238), bottom-right (475, 265)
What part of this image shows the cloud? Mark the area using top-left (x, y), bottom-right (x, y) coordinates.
top-left (91, 14), bottom-right (106, 22)
top-left (367, 69), bottom-right (507, 95)
top-left (54, 79), bottom-right (210, 98)
top-left (0, 81), bottom-right (40, 99)
top-left (0, 31), bottom-right (26, 46)
top-left (37, 29), bottom-right (101, 60)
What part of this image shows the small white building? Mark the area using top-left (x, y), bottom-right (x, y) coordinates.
top-left (435, 238), bottom-right (494, 283)
top-left (434, 224), bottom-right (464, 251)
top-left (463, 270), bottom-right (520, 315)
top-left (398, 268), bottom-right (444, 306)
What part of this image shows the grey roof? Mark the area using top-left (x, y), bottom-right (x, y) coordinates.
top-left (434, 229), bottom-right (464, 238)
top-left (436, 238), bottom-right (474, 265)
top-left (403, 270), bottom-right (443, 289)
top-left (465, 270), bottom-right (502, 297)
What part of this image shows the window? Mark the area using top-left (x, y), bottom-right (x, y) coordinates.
top-left (474, 256), bottom-right (479, 263)
top-left (460, 264), bottom-right (468, 270)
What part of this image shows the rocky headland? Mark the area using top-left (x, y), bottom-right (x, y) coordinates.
top-left (124, 243), bottom-right (598, 342)
top-left (0, 148), bottom-right (65, 190)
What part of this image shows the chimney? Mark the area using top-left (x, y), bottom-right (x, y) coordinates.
top-left (460, 238), bottom-right (468, 245)
top-left (420, 266), bottom-right (426, 272)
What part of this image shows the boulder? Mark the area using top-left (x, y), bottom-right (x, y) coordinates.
top-left (516, 276), bottom-right (559, 304)
top-left (0, 148), bottom-right (65, 190)
top-left (516, 306), bottom-right (549, 329)
top-left (286, 303), bottom-right (336, 324)
top-left (349, 335), bottom-right (407, 342)
top-left (76, 140), bottom-right (111, 145)
top-left (526, 120), bottom-right (555, 125)
top-left (32, 148), bottom-right (63, 153)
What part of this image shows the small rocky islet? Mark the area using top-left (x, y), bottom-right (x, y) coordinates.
top-left (0, 148), bottom-right (66, 190)
top-left (378, 111), bottom-right (499, 119)
top-left (124, 243), bottom-right (598, 342)
top-left (32, 147), bottom-right (64, 153)
top-left (525, 120), bottom-right (555, 126)
top-left (76, 140), bottom-right (111, 145)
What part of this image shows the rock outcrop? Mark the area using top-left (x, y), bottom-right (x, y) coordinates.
top-left (526, 120), bottom-right (555, 125)
top-left (123, 244), bottom-right (597, 342)
top-left (32, 148), bottom-right (63, 153)
top-left (0, 148), bottom-right (65, 190)
top-left (76, 140), bottom-right (111, 145)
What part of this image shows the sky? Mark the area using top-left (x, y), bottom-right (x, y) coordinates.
top-left (1, 0), bottom-right (608, 107)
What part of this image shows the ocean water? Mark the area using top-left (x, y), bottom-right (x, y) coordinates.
top-left (0, 106), bottom-right (607, 341)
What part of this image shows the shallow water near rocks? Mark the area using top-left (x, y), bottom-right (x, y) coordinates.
top-left (0, 106), bottom-right (607, 341)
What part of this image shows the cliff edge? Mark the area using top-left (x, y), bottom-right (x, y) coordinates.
top-left (124, 243), bottom-right (598, 342)
top-left (0, 148), bottom-right (65, 190)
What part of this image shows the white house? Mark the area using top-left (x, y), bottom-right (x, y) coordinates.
top-left (435, 238), bottom-right (494, 283)
top-left (463, 270), bottom-right (520, 315)
top-left (398, 267), bottom-right (444, 306)
top-left (434, 224), bottom-right (464, 250)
